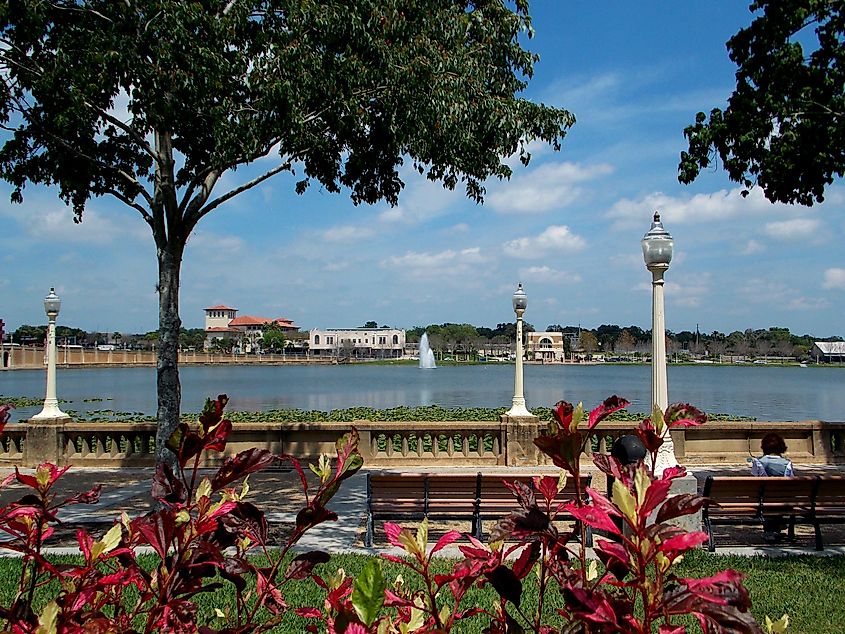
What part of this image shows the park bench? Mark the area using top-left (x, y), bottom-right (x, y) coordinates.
top-left (702, 475), bottom-right (845, 551)
top-left (365, 471), bottom-right (591, 547)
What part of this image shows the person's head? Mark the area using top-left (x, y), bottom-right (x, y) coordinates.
top-left (761, 432), bottom-right (787, 456)
top-left (611, 434), bottom-right (647, 465)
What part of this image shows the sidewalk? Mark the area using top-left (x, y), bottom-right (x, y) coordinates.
top-left (0, 464), bottom-right (843, 558)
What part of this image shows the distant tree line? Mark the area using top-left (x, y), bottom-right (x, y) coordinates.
top-left (8, 325), bottom-right (207, 351)
top-left (407, 323), bottom-right (843, 361)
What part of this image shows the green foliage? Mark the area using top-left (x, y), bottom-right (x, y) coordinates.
top-left (680, 1), bottom-right (845, 205)
top-left (261, 322), bottom-right (288, 352)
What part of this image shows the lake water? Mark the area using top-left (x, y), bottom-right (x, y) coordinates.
top-left (3, 363), bottom-right (845, 423)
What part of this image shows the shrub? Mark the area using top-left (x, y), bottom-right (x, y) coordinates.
top-left (0, 397), bottom-right (362, 633)
top-left (308, 398), bottom-right (773, 633)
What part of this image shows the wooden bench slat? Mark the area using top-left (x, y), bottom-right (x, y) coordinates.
top-left (365, 471), bottom-right (592, 547)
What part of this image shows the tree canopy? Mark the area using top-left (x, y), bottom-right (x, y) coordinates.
top-left (0, 1), bottom-right (573, 465)
top-left (679, 1), bottom-right (845, 205)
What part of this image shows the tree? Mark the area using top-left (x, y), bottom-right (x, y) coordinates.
top-left (0, 2), bottom-right (572, 466)
top-left (680, 1), bottom-right (845, 205)
top-left (578, 331), bottom-right (597, 355)
top-left (261, 322), bottom-right (287, 352)
top-left (361, 321), bottom-right (378, 329)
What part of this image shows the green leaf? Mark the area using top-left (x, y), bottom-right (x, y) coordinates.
top-left (352, 558), bottom-right (386, 628)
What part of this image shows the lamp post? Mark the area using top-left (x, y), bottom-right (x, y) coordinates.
top-left (507, 283), bottom-right (532, 417)
top-left (642, 213), bottom-right (676, 471)
top-left (31, 288), bottom-right (68, 421)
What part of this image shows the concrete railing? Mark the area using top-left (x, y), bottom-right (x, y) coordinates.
top-left (0, 346), bottom-right (330, 370)
top-left (8, 417), bottom-right (845, 469)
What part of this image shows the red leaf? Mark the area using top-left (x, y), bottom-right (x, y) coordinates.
top-left (661, 465), bottom-right (687, 481)
top-left (665, 403), bottom-right (707, 428)
top-left (656, 493), bottom-right (706, 524)
top-left (533, 475), bottom-right (559, 504)
top-left (640, 478), bottom-right (672, 520)
top-left (552, 401), bottom-right (575, 432)
top-left (0, 404), bottom-right (12, 433)
top-left (588, 395), bottom-right (630, 429)
top-left (383, 522), bottom-right (406, 549)
top-left (61, 485), bottom-right (102, 507)
top-left (210, 448), bottom-right (277, 491)
top-left (512, 541), bottom-right (541, 580)
top-left (286, 551), bottom-right (331, 580)
top-left (659, 626), bottom-right (686, 634)
top-left (565, 501), bottom-right (621, 536)
top-left (431, 530), bottom-right (462, 554)
top-left (659, 531), bottom-right (709, 557)
top-left (295, 607), bottom-right (323, 619)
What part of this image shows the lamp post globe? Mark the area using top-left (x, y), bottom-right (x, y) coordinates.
top-left (507, 283), bottom-right (532, 417)
top-left (642, 213), bottom-right (677, 472)
top-left (31, 287), bottom-right (68, 421)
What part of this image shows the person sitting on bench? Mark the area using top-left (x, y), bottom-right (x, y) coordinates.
top-left (751, 433), bottom-right (795, 543)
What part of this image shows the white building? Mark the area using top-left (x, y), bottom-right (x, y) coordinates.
top-left (527, 331), bottom-right (566, 362)
top-left (309, 327), bottom-right (406, 359)
top-left (812, 341), bottom-right (845, 363)
top-left (204, 304), bottom-right (298, 352)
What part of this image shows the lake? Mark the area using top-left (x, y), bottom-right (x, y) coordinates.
top-left (3, 363), bottom-right (844, 423)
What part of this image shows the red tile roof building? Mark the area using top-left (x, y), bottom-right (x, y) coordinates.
top-left (204, 305), bottom-right (298, 352)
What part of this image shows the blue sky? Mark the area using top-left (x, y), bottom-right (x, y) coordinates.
top-left (2, 2), bottom-right (844, 337)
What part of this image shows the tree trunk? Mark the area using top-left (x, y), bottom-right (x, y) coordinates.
top-left (155, 242), bottom-right (184, 468)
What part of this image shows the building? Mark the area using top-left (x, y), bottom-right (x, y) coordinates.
top-left (527, 331), bottom-right (565, 362)
top-left (812, 341), bottom-right (845, 363)
top-left (204, 305), bottom-right (298, 352)
top-left (309, 327), bottom-right (406, 359)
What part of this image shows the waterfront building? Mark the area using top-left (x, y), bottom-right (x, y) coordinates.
top-left (813, 341), bottom-right (845, 363)
top-left (309, 327), bottom-right (406, 359)
top-left (204, 305), bottom-right (298, 352)
top-left (527, 331), bottom-right (566, 362)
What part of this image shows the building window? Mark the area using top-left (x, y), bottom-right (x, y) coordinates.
top-left (315, 335), bottom-right (320, 345)
top-left (327, 337), bottom-right (334, 345)
top-left (392, 334), bottom-right (399, 345)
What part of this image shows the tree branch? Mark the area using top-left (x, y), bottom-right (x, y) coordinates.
top-left (192, 162), bottom-right (292, 225)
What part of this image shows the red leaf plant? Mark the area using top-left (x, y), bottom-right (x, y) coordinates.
top-left (0, 396), bottom-right (363, 633)
top-left (312, 398), bottom-right (767, 634)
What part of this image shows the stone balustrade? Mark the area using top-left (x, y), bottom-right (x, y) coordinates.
top-left (5, 417), bottom-right (844, 469)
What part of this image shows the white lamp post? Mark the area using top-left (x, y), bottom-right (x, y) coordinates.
top-left (507, 283), bottom-right (532, 417)
top-left (31, 288), bottom-right (68, 421)
top-left (642, 213), bottom-right (677, 471)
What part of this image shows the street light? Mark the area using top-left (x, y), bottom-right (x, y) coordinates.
top-left (31, 288), bottom-right (68, 421)
top-left (642, 212), bottom-right (676, 471)
top-left (507, 283), bottom-right (532, 417)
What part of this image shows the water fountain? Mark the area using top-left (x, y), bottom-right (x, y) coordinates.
top-left (418, 332), bottom-right (437, 369)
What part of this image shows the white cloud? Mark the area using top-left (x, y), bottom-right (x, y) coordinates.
top-left (787, 296), bottom-right (829, 311)
top-left (503, 225), bottom-right (586, 259)
top-left (378, 170), bottom-right (463, 225)
top-left (188, 232), bottom-right (245, 255)
top-left (518, 265), bottom-right (582, 284)
top-left (764, 218), bottom-right (821, 240)
top-left (607, 187), bottom-right (807, 230)
top-left (488, 162), bottom-right (613, 214)
top-left (321, 225), bottom-right (375, 242)
top-left (822, 268), bottom-right (845, 290)
top-left (381, 247), bottom-right (488, 278)
top-left (742, 240), bottom-right (765, 255)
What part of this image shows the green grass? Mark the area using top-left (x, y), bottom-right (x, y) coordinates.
top-left (0, 552), bottom-right (841, 632)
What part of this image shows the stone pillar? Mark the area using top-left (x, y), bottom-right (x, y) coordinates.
top-left (502, 414), bottom-right (541, 466)
top-left (25, 418), bottom-right (69, 467)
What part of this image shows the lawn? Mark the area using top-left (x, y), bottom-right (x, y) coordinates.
top-left (0, 551), bottom-right (841, 633)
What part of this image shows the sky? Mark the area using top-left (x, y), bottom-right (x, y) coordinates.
top-left (2, 2), bottom-right (844, 338)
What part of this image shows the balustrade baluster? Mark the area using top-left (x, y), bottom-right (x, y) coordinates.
top-left (447, 436), bottom-right (455, 457)
top-left (493, 436), bottom-right (500, 456)
top-left (401, 435), bottom-right (410, 457)
top-left (385, 434), bottom-right (394, 458)
top-left (432, 435), bottom-right (440, 458)
top-left (462, 435), bottom-right (469, 457)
